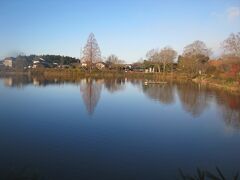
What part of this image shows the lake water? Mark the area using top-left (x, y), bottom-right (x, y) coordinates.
top-left (0, 76), bottom-right (239, 180)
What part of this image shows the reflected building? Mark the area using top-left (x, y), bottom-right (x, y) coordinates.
top-left (3, 78), bottom-right (13, 87)
top-left (142, 83), bottom-right (175, 105)
top-left (33, 78), bottom-right (40, 86)
top-left (80, 78), bottom-right (103, 115)
top-left (3, 76), bottom-right (31, 88)
top-left (1, 75), bottom-right (82, 87)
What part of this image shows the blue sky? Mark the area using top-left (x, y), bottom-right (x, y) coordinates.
top-left (0, 0), bottom-right (240, 62)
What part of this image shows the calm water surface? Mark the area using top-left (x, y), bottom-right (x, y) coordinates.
top-left (0, 77), bottom-right (239, 180)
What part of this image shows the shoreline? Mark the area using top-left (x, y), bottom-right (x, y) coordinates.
top-left (0, 69), bottom-right (239, 94)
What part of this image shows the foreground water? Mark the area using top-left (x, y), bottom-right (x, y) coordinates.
top-left (0, 77), bottom-right (239, 180)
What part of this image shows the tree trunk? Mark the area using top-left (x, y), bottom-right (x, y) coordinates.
top-left (157, 65), bottom-right (161, 73)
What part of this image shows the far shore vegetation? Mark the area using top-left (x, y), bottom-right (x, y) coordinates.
top-left (0, 32), bottom-right (240, 93)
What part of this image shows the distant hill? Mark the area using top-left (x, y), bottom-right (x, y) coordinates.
top-left (3, 55), bottom-right (80, 69)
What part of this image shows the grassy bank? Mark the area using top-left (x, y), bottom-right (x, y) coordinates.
top-left (192, 75), bottom-right (240, 94)
top-left (1, 68), bottom-right (239, 94)
top-left (28, 68), bottom-right (190, 80)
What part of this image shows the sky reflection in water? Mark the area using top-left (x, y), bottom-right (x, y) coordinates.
top-left (0, 76), bottom-right (239, 180)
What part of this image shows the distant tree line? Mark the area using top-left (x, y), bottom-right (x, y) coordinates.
top-left (1, 32), bottom-right (239, 81)
top-left (136, 32), bottom-right (240, 80)
top-left (10, 55), bottom-right (79, 70)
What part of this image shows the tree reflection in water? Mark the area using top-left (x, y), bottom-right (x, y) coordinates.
top-left (214, 91), bottom-right (240, 129)
top-left (142, 81), bottom-right (211, 117)
top-left (142, 83), bottom-right (175, 104)
top-left (176, 82), bottom-right (210, 117)
top-left (80, 78), bottom-right (103, 115)
top-left (1, 75), bottom-right (240, 129)
top-left (80, 78), bottom-right (126, 115)
top-left (104, 78), bottom-right (125, 93)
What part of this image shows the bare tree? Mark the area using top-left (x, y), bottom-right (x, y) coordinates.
top-left (183, 40), bottom-right (211, 57)
top-left (222, 32), bottom-right (240, 57)
top-left (159, 47), bottom-right (177, 72)
top-left (146, 49), bottom-right (161, 72)
top-left (146, 47), bottom-right (177, 72)
top-left (106, 54), bottom-right (124, 65)
top-left (179, 40), bottom-right (211, 75)
top-left (105, 54), bottom-right (125, 70)
top-left (82, 33), bottom-right (101, 72)
top-left (146, 49), bottom-right (159, 61)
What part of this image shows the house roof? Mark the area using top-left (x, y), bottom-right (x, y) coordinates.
top-left (96, 62), bottom-right (106, 65)
top-left (4, 57), bottom-right (16, 61)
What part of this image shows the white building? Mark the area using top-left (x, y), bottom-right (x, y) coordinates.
top-left (96, 62), bottom-right (106, 70)
top-left (3, 58), bottom-right (14, 68)
top-left (32, 57), bottom-right (46, 68)
top-left (81, 62), bottom-right (88, 67)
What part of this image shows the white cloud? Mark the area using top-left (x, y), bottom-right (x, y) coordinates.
top-left (211, 6), bottom-right (240, 23)
top-left (227, 7), bottom-right (240, 21)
